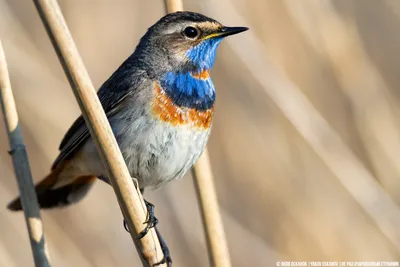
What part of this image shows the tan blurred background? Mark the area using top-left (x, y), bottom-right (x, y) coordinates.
top-left (2, 0), bottom-right (400, 266)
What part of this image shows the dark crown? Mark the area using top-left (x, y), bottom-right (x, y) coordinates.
top-left (156, 11), bottom-right (220, 25)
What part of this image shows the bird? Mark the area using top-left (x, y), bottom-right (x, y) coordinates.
top-left (7, 11), bottom-right (247, 265)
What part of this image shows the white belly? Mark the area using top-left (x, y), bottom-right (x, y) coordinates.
top-left (114, 116), bottom-right (211, 189)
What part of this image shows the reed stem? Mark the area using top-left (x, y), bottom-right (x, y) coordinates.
top-left (0, 41), bottom-right (51, 267)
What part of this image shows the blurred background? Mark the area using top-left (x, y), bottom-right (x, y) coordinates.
top-left (1, 0), bottom-right (400, 266)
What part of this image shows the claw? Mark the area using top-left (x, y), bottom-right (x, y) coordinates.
top-left (122, 200), bottom-right (171, 266)
top-left (123, 219), bottom-right (129, 232)
top-left (137, 200), bottom-right (158, 239)
top-left (123, 200), bottom-right (159, 238)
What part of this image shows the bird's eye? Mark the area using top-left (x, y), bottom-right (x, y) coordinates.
top-left (183, 26), bottom-right (199, 39)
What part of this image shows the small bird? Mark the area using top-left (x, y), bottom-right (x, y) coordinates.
top-left (8, 11), bottom-right (247, 265)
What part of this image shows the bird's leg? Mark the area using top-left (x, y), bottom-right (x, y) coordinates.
top-left (123, 199), bottom-right (159, 239)
top-left (122, 177), bottom-right (143, 232)
top-left (137, 199), bottom-right (158, 239)
top-left (121, 204), bottom-right (171, 266)
top-left (124, 212), bottom-right (172, 266)
top-left (121, 183), bottom-right (171, 265)
top-left (153, 225), bottom-right (172, 266)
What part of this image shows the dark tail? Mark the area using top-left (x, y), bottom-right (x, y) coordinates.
top-left (7, 170), bottom-right (96, 211)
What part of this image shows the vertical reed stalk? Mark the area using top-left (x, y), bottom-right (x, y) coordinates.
top-left (191, 151), bottom-right (232, 267)
top-left (0, 41), bottom-right (51, 267)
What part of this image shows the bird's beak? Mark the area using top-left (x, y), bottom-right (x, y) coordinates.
top-left (203, 26), bottom-right (249, 40)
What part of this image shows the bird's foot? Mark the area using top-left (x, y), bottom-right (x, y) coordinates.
top-left (123, 199), bottom-right (158, 239)
top-left (122, 199), bottom-right (171, 265)
top-left (153, 226), bottom-right (172, 267)
top-left (138, 199), bottom-right (158, 239)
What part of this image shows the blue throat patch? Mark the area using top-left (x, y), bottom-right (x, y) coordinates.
top-left (186, 37), bottom-right (223, 70)
top-left (159, 38), bottom-right (223, 111)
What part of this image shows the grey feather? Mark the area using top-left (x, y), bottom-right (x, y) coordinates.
top-left (52, 57), bottom-right (146, 169)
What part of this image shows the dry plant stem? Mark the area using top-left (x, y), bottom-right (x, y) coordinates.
top-left (0, 41), bottom-right (51, 267)
top-left (164, 1), bottom-right (232, 267)
top-left (164, 0), bottom-right (183, 12)
top-left (31, 0), bottom-right (166, 266)
top-left (192, 151), bottom-right (232, 267)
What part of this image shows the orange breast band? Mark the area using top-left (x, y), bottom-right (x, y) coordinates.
top-left (152, 82), bottom-right (214, 129)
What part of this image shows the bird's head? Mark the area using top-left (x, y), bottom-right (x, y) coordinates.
top-left (134, 11), bottom-right (248, 76)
